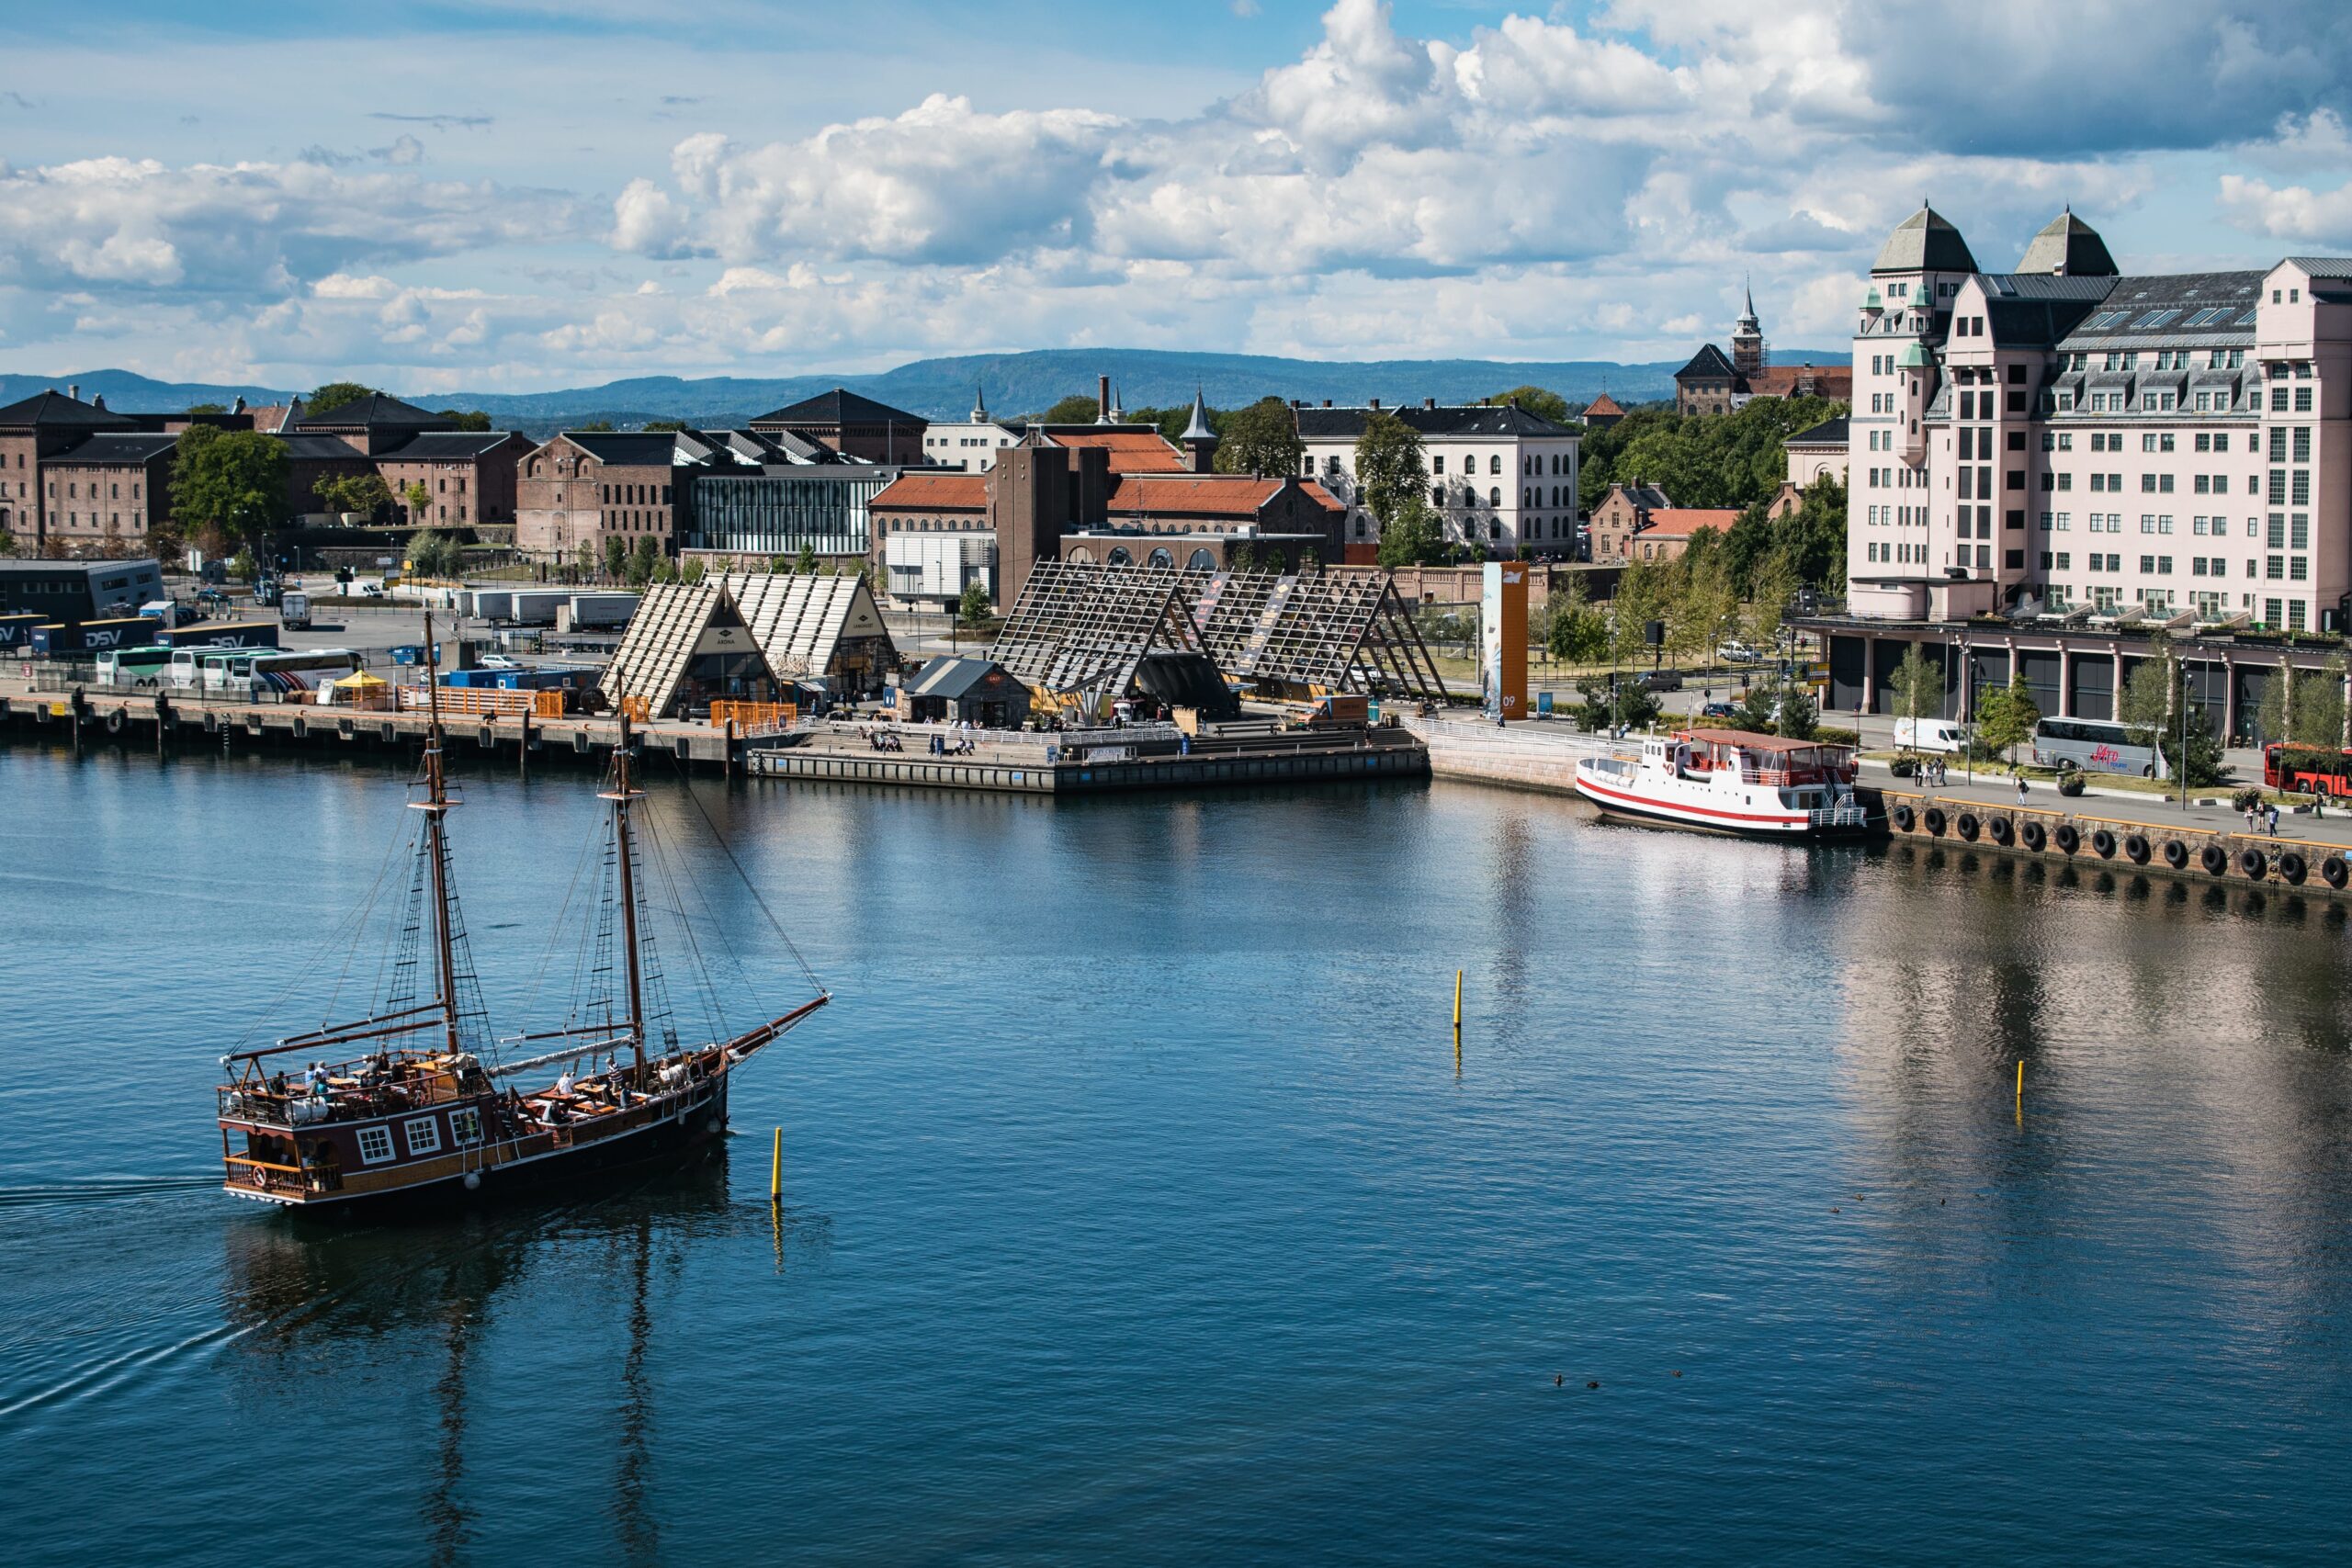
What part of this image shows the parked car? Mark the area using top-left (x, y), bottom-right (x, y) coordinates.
top-left (475, 654), bottom-right (520, 670)
top-left (1639, 669), bottom-right (1684, 692)
top-left (1699, 700), bottom-right (1738, 719)
top-left (1716, 640), bottom-right (1759, 662)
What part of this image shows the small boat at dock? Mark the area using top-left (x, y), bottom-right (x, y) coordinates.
top-left (1573, 728), bottom-right (1874, 840)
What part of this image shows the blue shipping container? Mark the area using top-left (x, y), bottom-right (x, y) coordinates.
top-left (30, 617), bottom-right (153, 657)
top-left (0, 613), bottom-right (44, 650)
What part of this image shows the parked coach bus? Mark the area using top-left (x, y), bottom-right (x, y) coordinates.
top-left (198, 649), bottom-right (362, 698)
top-left (96, 646), bottom-right (183, 688)
top-left (2265, 743), bottom-right (2352, 797)
top-left (2030, 716), bottom-right (2163, 777)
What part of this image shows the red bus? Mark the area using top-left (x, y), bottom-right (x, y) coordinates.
top-left (2264, 742), bottom-right (2352, 797)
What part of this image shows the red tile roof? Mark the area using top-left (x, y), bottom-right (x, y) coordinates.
top-left (1046, 428), bottom-right (1188, 473)
top-left (1105, 475), bottom-right (1343, 519)
top-left (1582, 391), bottom-right (1625, 416)
top-left (1742, 365), bottom-right (1853, 400)
top-left (1639, 508), bottom-right (1742, 538)
top-left (871, 472), bottom-right (988, 511)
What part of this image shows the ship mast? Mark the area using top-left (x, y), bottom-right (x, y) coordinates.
top-left (605, 709), bottom-right (650, 1083)
top-left (418, 608), bottom-right (462, 1055)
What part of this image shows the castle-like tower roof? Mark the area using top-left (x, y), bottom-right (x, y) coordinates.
top-left (1872, 203), bottom-right (1979, 276)
top-left (2018, 208), bottom-right (2119, 277)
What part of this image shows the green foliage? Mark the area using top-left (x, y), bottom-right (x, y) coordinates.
top-left (2256, 660), bottom-right (2346, 748)
top-left (1609, 558), bottom-right (1668, 666)
top-left (1575, 674), bottom-right (1659, 733)
top-left (1775, 477), bottom-right (1848, 590)
top-left (1482, 386), bottom-right (1570, 424)
top-left (641, 419), bottom-right (693, 433)
top-left (1728, 673), bottom-right (1817, 740)
top-left (1667, 532), bottom-right (1736, 661)
top-left (1545, 575), bottom-right (1610, 663)
top-left (1352, 412), bottom-right (1427, 531)
top-left (1886, 645), bottom-right (1943, 726)
top-left (628, 536), bottom-right (659, 587)
top-left (1743, 544), bottom-right (1801, 649)
top-left (405, 530), bottom-right (461, 578)
top-left (435, 409), bottom-right (492, 432)
top-left (0, 529), bottom-right (20, 558)
top-left (795, 543), bottom-right (820, 575)
top-left (768, 553), bottom-right (794, 574)
top-left (681, 556), bottom-right (706, 584)
top-left (2160, 722), bottom-right (2226, 789)
top-left (228, 547), bottom-right (257, 582)
top-left (400, 480), bottom-right (434, 526)
top-left (1039, 393), bottom-right (1102, 424)
top-left (576, 420), bottom-right (616, 433)
top-left (957, 580), bottom-right (992, 626)
top-left (1975, 671), bottom-right (2041, 761)
top-left (305, 381), bottom-right (376, 418)
top-left (651, 556), bottom-right (680, 585)
top-left (312, 472), bottom-right (392, 517)
top-left (1578, 394), bottom-right (1845, 510)
top-left (1214, 397), bottom-right (1303, 478)
top-left (1375, 491), bottom-right (1447, 568)
top-left (170, 425), bottom-right (290, 540)
top-left (184, 402), bottom-right (226, 415)
top-left (604, 535), bottom-right (629, 579)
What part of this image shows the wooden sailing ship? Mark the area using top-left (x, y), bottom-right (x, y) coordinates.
top-left (216, 613), bottom-right (827, 1213)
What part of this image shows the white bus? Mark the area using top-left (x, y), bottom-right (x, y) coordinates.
top-left (198, 649), bottom-right (362, 697)
top-left (96, 645), bottom-right (182, 688)
top-left (2030, 716), bottom-right (2163, 777)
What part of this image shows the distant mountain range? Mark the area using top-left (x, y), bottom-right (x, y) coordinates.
top-left (1, 345), bottom-right (1851, 436)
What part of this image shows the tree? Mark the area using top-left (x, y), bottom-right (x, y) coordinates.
top-left (681, 556), bottom-right (706, 584)
top-left (185, 402), bottom-right (226, 415)
top-left (306, 381), bottom-right (377, 418)
top-left (1743, 543), bottom-right (1800, 652)
top-left (604, 535), bottom-right (629, 580)
top-left (642, 419), bottom-right (692, 433)
top-left (406, 529), bottom-right (459, 578)
top-left (313, 472), bottom-right (392, 519)
top-left (795, 543), bottom-right (820, 575)
top-left (944, 580), bottom-right (989, 629)
top-left (1375, 491), bottom-right (1446, 568)
top-left (1352, 412), bottom-right (1427, 535)
top-left (399, 480), bottom-right (433, 528)
top-left (2116, 633), bottom-right (2175, 742)
top-left (651, 556), bottom-right (679, 585)
top-left (1670, 533), bottom-right (1736, 662)
top-left (1213, 397), bottom-right (1303, 478)
top-left (1039, 393), bottom-right (1102, 424)
top-left (1610, 558), bottom-right (1668, 667)
top-left (0, 529), bottom-right (19, 558)
top-left (1483, 386), bottom-right (1570, 425)
top-left (435, 408), bottom-right (492, 432)
top-left (768, 553), bottom-right (795, 574)
top-left (1545, 574), bottom-right (1610, 664)
top-left (628, 536), bottom-right (659, 586)
top-left (2257, 662), bottom-right (2346, 749)
top-left (1886, 646), bottom-right (1943, 736)
top-left (171, 425), bottom-right (290, 542)
top-left (576, 420), bottom-right (616, 433)
top-left (1731, 672), bottom-right (1817, 739)
top-left (1576, 673), bottom-right (1658, 733)
top-left (1976, 671), bottom-right (2041, 764)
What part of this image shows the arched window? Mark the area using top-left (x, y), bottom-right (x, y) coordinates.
top-left (1489, 522), bottom-right (1501, 540)
top-left (1069, 546), bottom-right (1093, 563)
top-left (1188, 547), bottom-right (1215, 570)
top-left (1148, 547), bottom-right (1174, 567)
top-left (1551, 485), bottom-right (1560, 506)
top-left (1489, 455), bottom-right (1502, 475)
top-left (1489, 487), bottom-right (1501, 507)
top-left (1107, 546), bottom-right (1133, 565)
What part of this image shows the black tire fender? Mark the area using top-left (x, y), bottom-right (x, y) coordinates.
top-left (1956, 811), bottom-right (1981, 841)
top-left (2278, 852), bottom-right (2308, 886)
top-left (2200, 843), bottom-right (2229, 876)
top-left (2124, 833), bottom-right (2151, 864)
top-left (2020, 820), bottom-right (2047, 852)
top-left (1989, 816), bottom-right (2015, 845)
top-left (1892, 804), bottom-right (1916, 832)
top-left (2053, 824), bottom-right (2080, 854)
top-left (2091, 829), bottom-right (2118, 859)
top-left (2162, 840), bottom-right (2188, 869)
top-left (2239, 848), bottom-right (2267, 880)
top-left (1923, 807), bottom-right (1947, 836)
top-left (2321, 855), bottom-right (2347, 889)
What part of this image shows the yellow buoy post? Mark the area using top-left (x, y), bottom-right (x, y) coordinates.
top-left (770, 1125), bottom-right (783, 1202)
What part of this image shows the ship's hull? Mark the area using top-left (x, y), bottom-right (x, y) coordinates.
top-left (226, 1079), bottom-right (732, 1219)
top-left (1573, 767), bottom-right (1878, 841)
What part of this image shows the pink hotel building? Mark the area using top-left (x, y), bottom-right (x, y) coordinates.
top-left (1816, 204), bottom-right (2352, 739)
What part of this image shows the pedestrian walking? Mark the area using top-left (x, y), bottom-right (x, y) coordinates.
top-left (2016, 775), bottom-right (2029, 806)
top-left (2267, 802), bottom-right (2281, 836)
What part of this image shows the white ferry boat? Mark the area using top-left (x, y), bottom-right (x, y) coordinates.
top-left (1572, 728), bottom-right (1875, 840)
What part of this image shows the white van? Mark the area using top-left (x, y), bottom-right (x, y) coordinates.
top-left (1894, 716), bottom-right (1971, 753)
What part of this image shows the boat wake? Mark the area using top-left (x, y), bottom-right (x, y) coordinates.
top-left (0, 1173), bottom-right (221, 1211)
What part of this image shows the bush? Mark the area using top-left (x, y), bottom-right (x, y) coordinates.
top-left (2233, 786), bottom-right (2266, 812)
top-left (2057, 773), bottom-right (2086, 797)
top-left (1888, 755), bottom-right (1918, 779)
top-left (1814, 726), bottom-right (1859, 748)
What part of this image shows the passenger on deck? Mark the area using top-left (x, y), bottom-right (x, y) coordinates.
top-left (556, 1068), bottom-right (574, 1098)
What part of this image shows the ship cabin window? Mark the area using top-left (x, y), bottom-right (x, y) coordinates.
top-left (450, 1108), bottom-right (483, 1146)
top-left (357, 1125), bottom-right (395, 1164)
top-left (403, 1115), bottom-right (443, 1156)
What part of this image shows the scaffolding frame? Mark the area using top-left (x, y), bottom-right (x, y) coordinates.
top-left (990, 560), bottom-right (1446, 700)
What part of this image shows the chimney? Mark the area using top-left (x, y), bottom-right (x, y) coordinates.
top-left (69, 384), bottom-right (80, 402)
top-left (1321, 399), bottom-right (1331, 407)
top-left (232, 395), bottom-right (247, 414)
top-left (1368, 397), bottom-right (1381, 411)
top-left (1423, 397), bottom-right (1436, 410)
top-left (1097, 374), bottom-right (1111, 420)
top-left (92, 395), bottom-right (107, 411)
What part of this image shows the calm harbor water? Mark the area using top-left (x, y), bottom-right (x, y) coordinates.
top-left (6, 738), bottom-right (2352, 1565)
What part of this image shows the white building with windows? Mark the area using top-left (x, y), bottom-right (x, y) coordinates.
top-left (1293, 398), bottom-right (1581, 558)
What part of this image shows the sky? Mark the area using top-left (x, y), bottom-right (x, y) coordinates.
top-left (5, 0), bottom-right (2351, 393)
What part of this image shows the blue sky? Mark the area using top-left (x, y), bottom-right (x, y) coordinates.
top-left (5, 0), bottom-right (2349, 391)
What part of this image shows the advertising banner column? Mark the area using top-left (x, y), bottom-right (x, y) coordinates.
top-left (1481, 561), bottom-right (1528, 720)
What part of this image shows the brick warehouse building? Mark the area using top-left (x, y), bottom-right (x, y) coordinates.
top-left (375, 431), bottom-right (532, 528)
top-left (749, 388), bottom-right (926, 465)
top-left (515, 431), bottom-right (688, 563)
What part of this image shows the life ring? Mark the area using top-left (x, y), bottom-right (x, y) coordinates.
top-left (2238, 848), bottom-right (2267, 880)
top-left (2278, 851), bottom-right (2308, 886)
top-left (1922, 807), bottom-right (1947, 836)
top-left (2322, 855), bottom-right (2348, 889)
top-left (2053, 823), bottom-right (2080, 854)
top-left (1956, 812), bottom-right (1980, 841)
top-left (2020, 820), bottom-right (2046, 852)
top-left (1892, 804), bottom-right (1916, 832)
top-left (2199, 843), bottom-right (2228, 876)
top-left (2091, 829), bottom-right (2118, 859)
top-left (104, 708), bottom-right (125, 735)
top-left (2124, 832), bottom-right (2151, 864)
top-left (2162, 839), bottom-right (2188, 869)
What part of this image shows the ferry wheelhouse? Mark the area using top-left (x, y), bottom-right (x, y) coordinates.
top-left (215, 612), bottom-right (827, 1213)
top-left (1572, 727), bottom-right (1874, 840)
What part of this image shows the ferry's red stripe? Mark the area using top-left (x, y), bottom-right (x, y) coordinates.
top-left (1574, 773), bottom-right (1809, 826)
